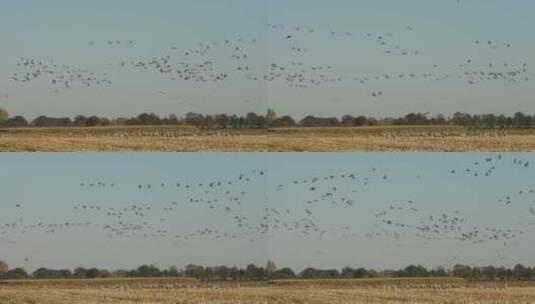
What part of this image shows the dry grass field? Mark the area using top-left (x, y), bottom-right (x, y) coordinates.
top-left (0, 277), bottom-right (199, 288)
top-left (2, 278), bottom-right (535, 304)
top-left (1, 125), bottom-right (535, 152)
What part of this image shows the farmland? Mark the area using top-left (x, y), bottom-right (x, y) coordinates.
top-left (1, 125), bottom-right (535, 152)
top-left (1, 278), bottom-right (535, 304)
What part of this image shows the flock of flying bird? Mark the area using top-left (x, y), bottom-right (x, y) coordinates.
top-left (6, 22), bottom-right (533, 100)
top-left (2, 155), bottom-right (535, 267)
top-left (12, 58), bottom-right (113, 92)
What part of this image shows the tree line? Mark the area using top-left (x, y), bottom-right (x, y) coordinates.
top-left (1, 107), bottom-right (535, 129)
top-left (1, 260), bottom-right (535, 281)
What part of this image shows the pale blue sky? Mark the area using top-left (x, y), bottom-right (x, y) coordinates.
top-left (1, 1), bottom-right (534, 119)
top-left (1, 153), bottom-right (535, 272)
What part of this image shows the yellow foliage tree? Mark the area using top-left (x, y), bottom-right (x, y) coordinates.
top-left (266, 260), bottom-right (277, 275)
top-left (0, 107), bottom-right (8, 123)
top-left (266, 108), bottom-right (277, 122)
top-left (0, 260), bottom-right (8, 273)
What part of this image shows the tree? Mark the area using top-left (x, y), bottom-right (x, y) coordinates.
top-left (430, 266), bottom-right (448, 277)
top-left (341, 267), bottom-right (356, 278)
top-left (167, 114), bottom-right (179, 125)
top-left (300, 268), bottom-right (339, 279)
top-left (133, 264), bottom-right (162, 277)
top-left (32, 268), bottom-right (72, 279)
top-left (513, 264), bottom-right (530, 280)
top-left (73, 115), bottom-right (88, 126)
top-left (0, 260), bottom-right (8, 273)
top-left (6, 116), bottom-right (29, 127)
top-left (401, 265), bottom-right (429, 277)
top-left (32, 116), bottom-right (72, 127)
top-left (354, 116), bottom-right (369, 126)
top-left (203, 115), bottom-right (215, 128)
top-left (496, 267), bottom-right (509, 280)
top-left (6, 268), bottom-right (28, 279)
top-left (0, 108), bottom-right (8, 124)
top-left (341, 267), bottom-right (370, 278)
top-left (184, 112), bottom-right (205, 127)
top-left (481, 266), bottom-right (497, 281)
top-left (184, 264), bottom-right (205, 279)
top-left (266, 108), bottom-right (277, 125)
top-left (266, 260), bottom-right (277, 275)
top-left (99, 269), bottom-right (111, 278)
top-left (214, 114), bottom-right (229, 128)
top-left (244, 112), bottom-right (266, 128)
top-left (271, 115), bottom-right (295, 127)
top-left (167, 266), bottom-right (180, 277)
top-left (341, 115), bottom-right (355, 126)
top-left (452, 112), bottom-right (472, 126)
top-left (210, 266), bottom-right (228, 280)
top-left (86, 116), bottom-right (103, 127)
top-left (299, 116), bottom-right (340, 127)
top-left (74, 267), bottom-right (88, 278)
top-left (452, 264), bottom-right (472, 279)
top-left (271, 267), bottom-right (296, 279)
top-left (482, 114), bottom-right (497, 128)
top-left (86, 268), bottom-right (101, 278)
top-left (404, 113), bottom-right (429, 125)
top-left (134, 113), bottom-right (162, 125)
top-left (228, 266), bottom-right (241, 280)
top-left (245, 264), bottom-right (266, 280)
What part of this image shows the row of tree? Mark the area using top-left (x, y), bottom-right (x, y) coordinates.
top-left (2, 260), bottom-right (535, 281)
top-left (2, 107), bottom-right (535, 129)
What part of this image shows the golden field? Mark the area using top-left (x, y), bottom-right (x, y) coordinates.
top-left (1, 278), bottom-right (535, 304)
top-left (1, 125), bottom-right (535, 152)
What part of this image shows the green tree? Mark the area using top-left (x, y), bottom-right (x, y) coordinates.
top-left (6, 116), bottom-right (28, 127)
top-left (86, 268), bottom-right (101, 278)
top-left (6, 268), bottom-right (28, 279)
top-left (74, 267), bottom-right (88, 278)
top-left (271, 267), bottom-right (296, 279)
top-left (452, 264), bottom-right (472, 279)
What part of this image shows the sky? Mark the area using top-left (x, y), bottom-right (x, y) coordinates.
top-left (0, 0), bottom-right (535, 119)
top-left (1, 153), bottom-right (535, 272)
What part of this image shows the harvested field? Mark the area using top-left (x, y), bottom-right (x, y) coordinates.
top-left (269, 277), bottom-right (467, 288)
top-left (0, 277), bottom-right (199, 289)
top-left (1, 278), bottom-right (535, 304)
top-left (0, 125), bottom-right (534, 151)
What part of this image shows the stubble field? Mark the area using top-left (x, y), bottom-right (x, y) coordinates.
top-left (2, 278), bottom-right (535, 304)
top-left (1, 125), bottom-right (535, 152)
